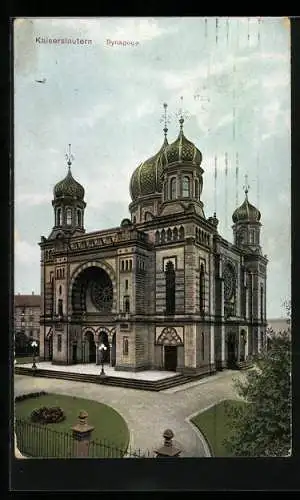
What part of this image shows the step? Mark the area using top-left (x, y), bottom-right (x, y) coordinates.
top-left (15, 366), bottom-right (196, 392)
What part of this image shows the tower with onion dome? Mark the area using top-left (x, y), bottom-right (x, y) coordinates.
top-left (231, 175), bottom-right (268, 356)
top-left (232, 175), bottom-right (262, 254)
top-left (160, 101), bottom-right (205, 218)
top-left (129, 103), bottom-right (169, 224)
top-left (49, 144), bottom-right (86, 240)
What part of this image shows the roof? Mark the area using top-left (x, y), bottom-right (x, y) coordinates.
top-left (14, 295), bottom-right (41, 308)
top-left (267, 318), bottom-right (290, 333)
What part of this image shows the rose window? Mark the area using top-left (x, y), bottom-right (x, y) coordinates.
top-left (91, 279), bottom-right (113, 312)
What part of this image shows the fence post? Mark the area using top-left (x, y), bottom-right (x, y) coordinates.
top-left (71, 410), bottom-right (94, 458)
top-left (154, 429), bottom-right (182, 458)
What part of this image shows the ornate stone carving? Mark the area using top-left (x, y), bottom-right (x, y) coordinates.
top-left (157, 327), bottom-right (183, 346)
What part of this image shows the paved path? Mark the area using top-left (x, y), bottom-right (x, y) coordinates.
top-left (14, 370), bottom-right (243, 457)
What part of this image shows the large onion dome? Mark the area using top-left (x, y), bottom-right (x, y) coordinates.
top-left (54, 166), bottom-right (85, 201)
top-left (161, 118), bottom-right (202, 168)
top-left (129, 138), bottom-right (168, 202)
top-left (232, 193), bottom-right (261, 223)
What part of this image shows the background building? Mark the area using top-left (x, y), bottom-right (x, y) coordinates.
top-left (39, 116), bottom-right (268, 376)
top-left (14, 294), bottom-right (41, 455)
top-left (14, 292), bottom-right (41, 341)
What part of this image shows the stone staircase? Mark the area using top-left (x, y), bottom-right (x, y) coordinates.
top-left (236, 360), bottom-right (254, 370)
top-left (14, 366), bottom-right (196, 392)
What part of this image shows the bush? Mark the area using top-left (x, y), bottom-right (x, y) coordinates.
top-left (15, 391), bottom-right (47, 402)
top-left (30, 406), bottom-right (66, 424)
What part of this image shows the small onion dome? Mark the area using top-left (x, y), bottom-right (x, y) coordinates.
top-left (120, 218), bottom-right (132, 228)
top-left (54, 168), bottom-right (85, 200)
top-left (130, 138), bottom-right (168, 202)
top-left (161, 120), bottom-right (202, 168)
top-left (232, 196), bottom-right (261, 223)
top-left (207, 212), bottom-right (219, 228)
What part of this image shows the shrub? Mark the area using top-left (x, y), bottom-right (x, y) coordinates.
top-left (30, 406), bottom-right (66, 424)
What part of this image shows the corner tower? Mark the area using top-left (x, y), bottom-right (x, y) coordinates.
top-left (232, 177), bottom-right (261, 254)
top-left (49, 145), bottom-right (86, 240)
top-left (160, 102), bottom-right (205, 218)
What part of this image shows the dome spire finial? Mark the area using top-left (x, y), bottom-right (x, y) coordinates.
top-left (175, 96), bottom-right (190, 134)
top-left (65, 143), bottom-right (74, 172)
top-left (243, 174), bottom-right (250, 199)
top-left (160, 102), bottom-right (170, 142)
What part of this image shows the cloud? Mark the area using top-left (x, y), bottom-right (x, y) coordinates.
top-left (15, 192), bottom-right (51, 206)
top-left (15, 240), bottom-right (40, 265)
top-left (74, 103), bottom-right (112, 128)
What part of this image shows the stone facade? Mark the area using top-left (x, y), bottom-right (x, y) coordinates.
top-left (39, 123), bottom-right (268, 376)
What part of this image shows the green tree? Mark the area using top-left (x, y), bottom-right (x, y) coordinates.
top-left (223, 330), bottom-right (291, 457)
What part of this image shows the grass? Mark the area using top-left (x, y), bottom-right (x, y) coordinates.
top-left (15, 393), bottom-right (130, 458)
top-left (191, 399), bottom-right (246, 457)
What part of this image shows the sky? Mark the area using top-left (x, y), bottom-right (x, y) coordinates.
top-left (14, 17), bottom-right (291, 318)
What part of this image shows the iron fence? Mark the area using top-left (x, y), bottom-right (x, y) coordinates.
top-left (15, 418), bottom-right (152, 458)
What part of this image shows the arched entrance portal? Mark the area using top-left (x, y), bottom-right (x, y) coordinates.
top-left (45, 332), bottom-right (53, 361)
top-left (84, 331), bottom-right (96, 363)
top-left (157, 327), bottom-right (183, 372)
top-left (240, 330), bottom-right (246, 362)
top-left (98, 331), bottom-right (110, 364)
top-left (111, 332), bottom-right (116, 367)
top-left (227, 332), bottom-right (237, 368)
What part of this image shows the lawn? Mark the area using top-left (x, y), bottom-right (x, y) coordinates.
top-left (191, 399), bottom-right (246, 457)
top-left (15, 393), bottom-right (130, 458)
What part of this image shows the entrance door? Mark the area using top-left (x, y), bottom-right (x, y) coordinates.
top-left (111, 333), bottom-right (116, 367)
top-left (85, 332), bottom-right (96, 363)
top-left (72, 343), bottom-right (77, 364)
top-left (227, 333), bottom-right (237, 368)
top-left (48, 335), bottom-right (53, 361)
top-left (164, 346), bottom-right (177, 371)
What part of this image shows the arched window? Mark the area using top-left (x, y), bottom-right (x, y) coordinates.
top-left (260, 285), bottom-right (264, 321)
top-left (124, 296), bottom-right (130, 313)
top-left (58, 299), bottom-right (63, 316)
top-left (57, 208), bottom-right (62, 226)
top-left (66, 208), bottom-right (72, 225)
top-left (129, 260), bottom-right (132, 271)
top-left (201, 332), bottom-right (205, 360)
top-left (182, 176), bottom-right (190, 197)
top-left (195, 179), bottom-right (199, 199)
top-left (164, 182), bottom-right (168, 201)
top-left (260, 331), bottom-right (264, 350)
top-left (77, 210), bottom-right (81, 226)
top-left (59, 285), bottom-right (62, 296)
top-left (167, 228), bottom-right (172, 241)
top-left (161, 229), bottom-right (166, 243)
top-left (200, 264), bottom-right (205, 313)
top-left (133, 216), bottom-right (136, 224)
top-left (179, 226), bottom-right (185, 240)
top-left (165, 261), bottom-right (175, 315)
top-left (123, 337), bottom-right (129, 356)
top-left (125, 260), bottom-right (128, 271)
top-left (173, 227), bottom-right (178, 240)
top-left (155, 231), bottom-right (160, 244)
top-left (121, 260), bottom-right (124, 271)
top-left (170, 177), bottom-right (177, 200)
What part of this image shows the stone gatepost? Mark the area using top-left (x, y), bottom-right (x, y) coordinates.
top-left (154, 429), bottom-right (182, 458)
top-left (71, 410), bottom-right (95, 458)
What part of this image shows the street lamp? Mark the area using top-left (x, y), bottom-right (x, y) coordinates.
top-left (98, 343), bottom-right (107, 377)
top-left (31, 340), bottom-right (38, 369)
